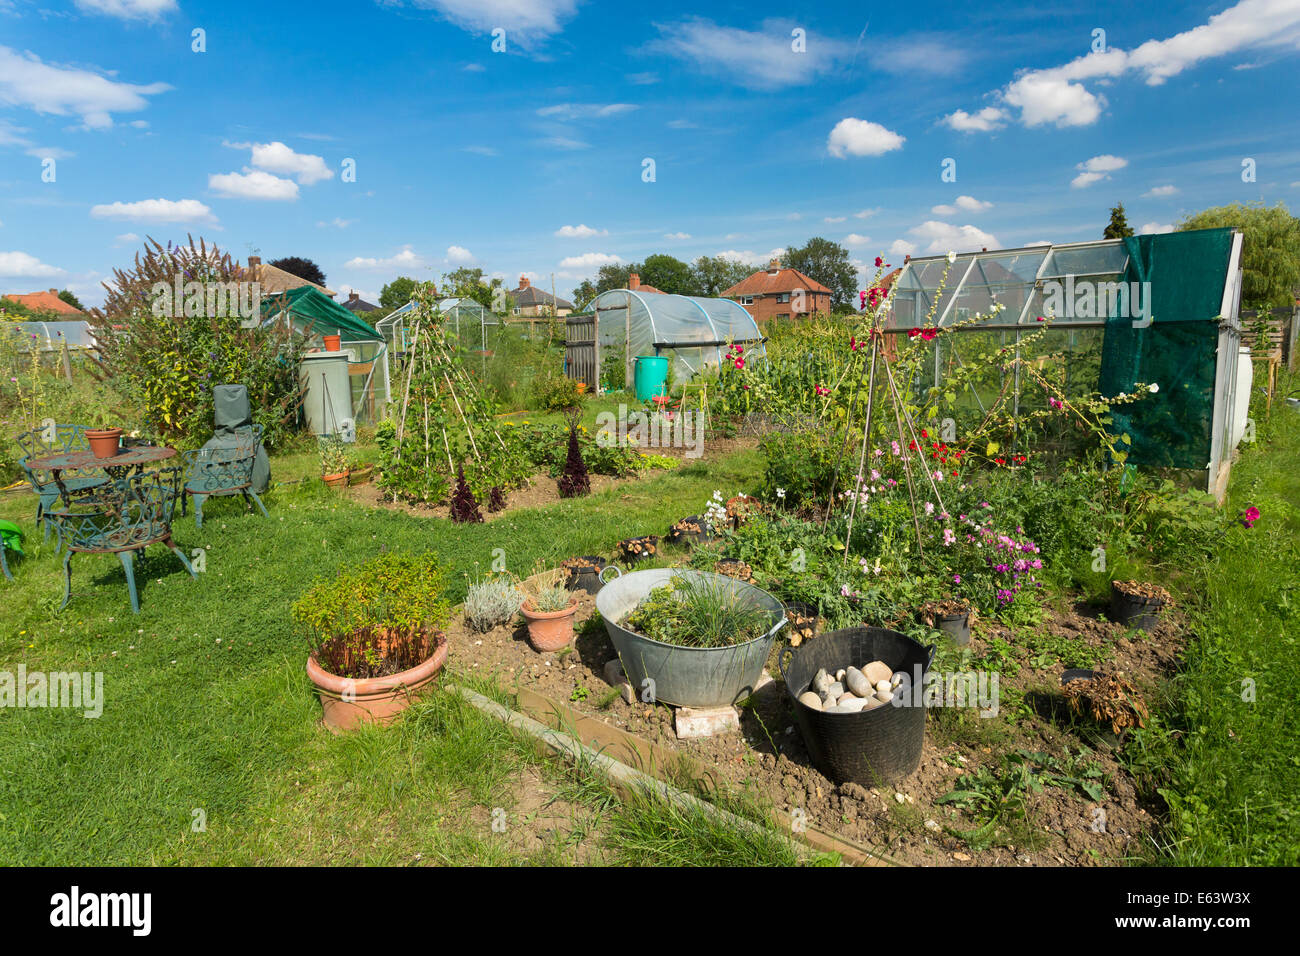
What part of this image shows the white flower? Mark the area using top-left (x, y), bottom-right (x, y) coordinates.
top-left (1148, 383), bottom-right (1159, 393)
top-left (776, 487), bottom-right (786, 499)
top-left (946, 250), bottom-right (957, 264)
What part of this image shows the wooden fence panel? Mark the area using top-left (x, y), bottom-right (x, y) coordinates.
top-left (564, 313), bottom-right (598, 390)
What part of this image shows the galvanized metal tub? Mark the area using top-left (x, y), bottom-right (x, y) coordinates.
top-left (595, 568), bottom-right (787, 707)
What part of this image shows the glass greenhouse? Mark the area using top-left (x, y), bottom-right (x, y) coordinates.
top-left (885, 228), bottom-right (1246, 498)
top-left (575, 289), bottom-right (766, 388)
top-left (376, 297), bottom-right (496, 358)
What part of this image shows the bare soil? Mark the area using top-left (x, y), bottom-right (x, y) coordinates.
top-left (446, 583), bottom-right (1185, 867)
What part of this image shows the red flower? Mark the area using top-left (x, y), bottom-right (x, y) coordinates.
top-left (920, 328), bottom-right (938, 341)
top-left (875, 256), bottom-right (884, 267)
top-left (921, 429), bottom-right (928, 439)
top-left (907, 328), bottom-right (921, 338)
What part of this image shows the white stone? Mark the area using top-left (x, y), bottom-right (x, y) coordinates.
top-left (864, 660), bottom-right (892, 685)
top-left (845, 667), bottom-right (873, 698)
top-left (798, 691), bottom-right (823, 711)
top-left (675, 705), bottom-right (741, 739)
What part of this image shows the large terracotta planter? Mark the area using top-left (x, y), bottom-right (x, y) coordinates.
top-left (323, 471), bottom-right (349, 489)
top-left (521, 597), bottom-right (579, 652)
top-left (306, 637), bottom-right (448, 732)
top-left (86, 427), bottom-right (123, 459)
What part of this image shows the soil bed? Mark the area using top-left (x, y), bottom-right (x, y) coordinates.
top-left (445, 587), bottom-right (1186, 866)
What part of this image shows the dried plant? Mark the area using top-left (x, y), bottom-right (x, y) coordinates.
top-left (1064, 672), bottom-right (1149, 734)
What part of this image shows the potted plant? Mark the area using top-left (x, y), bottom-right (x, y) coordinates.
top-left (618, 534), bottom-right (659, 564)
top-left (1108, 580), bottom-right (1170, 630)
top-left (919, 598), bottom-right (974, 645)
top-left (86, 426), bottom-right (124, 459)
top-left (594, 569), bottom-right (786, 707)
top-left (295, 551), bottom-right (452, 731)
top-left (319, 435), bottom-right (349, 488)
top-left (346, 451), bottom-right (374, 485)
top-left (519, 569), bottom-right (579, 652)
top-left (561, 555), bottom-right (610, 594)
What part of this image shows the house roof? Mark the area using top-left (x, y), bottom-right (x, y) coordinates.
top-left (511, 284), bottom-right (574, 310)
top-left (244, 256), bottom-right (335, 298)
top-left (723, 264), bottom-right (831, 298)
top-left (3, 289), bottom-right (83, 315)
top-left (343, 292), bottom-right (380, 313)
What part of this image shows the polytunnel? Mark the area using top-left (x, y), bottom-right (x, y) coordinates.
top-left (569, 289), bottom-right (766, 389)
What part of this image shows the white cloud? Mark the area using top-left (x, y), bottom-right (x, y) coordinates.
top-left (537, 136), bottom-right (589, 150)
top-left (26, 146), bottom-right (74, 159)
top-left (557, 252), bottom-right (621, 271)
top-left (931, 195), bottom-right (993, 215)
top-left (74, 0), bottom-right (176, 19)
top-left (334, 282), bottom-right (381, 304)
top-left (208, 169), bottom-right (299, 201)
top-left (627, 72), bottom-right (659, 85)
top-left (854, 209), bottom-right (877, 219)
top-left (463, 63), bottom-right (486, 72)
top-left (1143, 184), bottom-right (1179, 197)
top-left (827, 118), bottom-right (905, 158)
top-left (1024, 240), bottom-right (1053, 247)
top-left (90, 198), bottom-right (216, 224)
top-left (317, 218), bottom-right (355, 229)
top-left (909, 221), bottom-right (999, 254)
top-left (942, 107), bottom-right (1007, 132)
top-left (663, 231), bottom-right (691, 240)
top-left (446, 245), bottom-right (475, 264)
top-left (406, 0), bottom-right (580, 44)
top-left (112, 232), bottom-right (139, 246)
top-left (0, 250), bottom-right (65, 278)
top-left (666, 119), bottom-right (696, 129)
top-left (536, 103), bottom-right (637, 120)
top-left (231, 141), bottom-right (333, 184)
top-left (958, 0), bottom-right (1300, 130)
top-left (1071, 154), bottom-right (1127, 188)
top-left (843, 233), bottom-right (872, 247)
top-left (1139, 222), bottom-right (1175, 234)
top-left (345, 246), bottom-right (428, 271)
top-left (647, 18), bottom-right (851, 90)
top-left (555, 224), bottom-right (607, 238)
top-left (887, 239), bottom-right (918, 258)
top-left (462, 145), bottom-right (498, 156)
top-left (0, 45), bottom-right (170, 129)
top-left (824, 216), bottom-right (846, 223)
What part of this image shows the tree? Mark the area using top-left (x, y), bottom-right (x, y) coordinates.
top-left (595, 262), bottom-right (634, 294)
top-left (692, 255), bottom-right (758, 297)
top-left (269, 256), bottom-right (327, 287)
top-left (379, 276), bottom-right (420, 312)
top-left (785, 237), bottom-right (856, 311)
top-left (1179, 202), bottom-right (1300, 312)
top-left (571, 279), bottom-right (597, 310)
top-left (1103, 203), bottom-right (1134, 239)
top-left (442, 267), bottom-right (502, 310)
top-left (57, 289), bottom-right (85, 311)
top-left (638, 254), bottom-right (697, 295)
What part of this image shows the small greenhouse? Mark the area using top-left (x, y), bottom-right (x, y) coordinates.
top-left (884, 227), bottom-right (1246, 498)
top-left (260, 285), bottom-right (391, 431)
top-left (568, 289), bottom-right (766, 390)
top-left (376, 297), bottom-right (496, 358)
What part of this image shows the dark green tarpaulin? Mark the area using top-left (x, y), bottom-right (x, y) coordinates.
top-left (260, 285), bottom-right (381, 342)
top-left (1099, 227), bottom-right (1235, 469)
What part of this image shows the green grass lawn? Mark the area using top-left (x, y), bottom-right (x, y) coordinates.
top-left (0, 443), bottom-right (794, 865)
top-left (1149, 390), bottom-right (1300, 865)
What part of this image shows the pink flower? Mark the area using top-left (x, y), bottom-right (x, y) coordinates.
top-left (1242, 505), bottom-right (1261, 528)
top-left (953, 574), bottom-right (961, 584)
top-left (1049, 397), bottom-right (1063, 410)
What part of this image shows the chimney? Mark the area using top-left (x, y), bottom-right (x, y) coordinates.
top-left (347, 291), bottom-right (359, 304)
top-left (629, 272), bottom-right (640, 290)
top-left (247, 255), bottom-right (261, 277)
top-left (49, 288), bottom-right (59, 294)
top-left (768, 258), bottom-right (780, 273)
top-left (519, 275), bottom-right (530, 289)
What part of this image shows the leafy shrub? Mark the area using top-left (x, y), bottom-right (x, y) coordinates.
top-left (532, 372), bottom-right (584, 413)
top-left (292, 551), bottom-right (451, 640)
top-left (464, 577), bottom-right (519, 631)
top-left (623, 575), bottom-right (772, 648)
top-left (759, 427), bottom-right (839, 506)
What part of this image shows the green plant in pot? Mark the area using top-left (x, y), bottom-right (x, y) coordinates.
top-left (519, 569), bottom-right (579, 652)
top-left (295, 551), bottom-right (452, 731)
top-left (319, 434), bottom-right (349, 487)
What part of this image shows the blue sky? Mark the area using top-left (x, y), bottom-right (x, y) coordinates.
top-left (1, 0), bottom-right (1299, 306)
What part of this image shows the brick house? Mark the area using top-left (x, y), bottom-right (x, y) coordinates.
top-left (509, 276), bottom-right (573, 317)
top-left (722, 258), bottom-right (831, 321)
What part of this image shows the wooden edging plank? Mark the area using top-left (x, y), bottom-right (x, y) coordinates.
top-left (508, 684), bottom-right (903, 867)
top-left (448, 683), bottom-right (821, 863)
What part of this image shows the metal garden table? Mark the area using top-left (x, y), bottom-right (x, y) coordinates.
top-left (26, 444), bottom-right (178, 499)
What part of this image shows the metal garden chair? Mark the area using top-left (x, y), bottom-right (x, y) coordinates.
top-left (14, 425), bottom-right (107, 545)
top-left (180, 424), bottom-right (269, 528)
top-left (56, 465), bottom-right (195, 614)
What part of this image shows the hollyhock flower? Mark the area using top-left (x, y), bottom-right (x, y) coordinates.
top-left (946, 250), bottom-right (957, 264)
top-left (921, 328), bottom-right (938, 341)
top-left (1241, 505), bottom-right (1260, 528)
top-left (1049, 397), bottom-right (1063, 410)
top-left (1036, 315), bottom-right (1045, 322)
top-left (875, 256), bottom-right (884, 267)
top-left (1148, 383), bottom-right (1160, 393)
top-left (907, 328), bottom-right (921, 338)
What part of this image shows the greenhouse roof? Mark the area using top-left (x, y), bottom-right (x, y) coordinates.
top-left (261, 285), bottom-right (381, 341)
top-left (887, 238), bottom-right (1132, 330)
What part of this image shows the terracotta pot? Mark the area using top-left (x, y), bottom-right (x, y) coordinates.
top-left (306, 638), bottom-right (448, 732)
top-left (323, 471), bottom-right (349, 488)
top-left (323, 334), bottom-right (342, 352)
top-left (347, 465), bottom-right (374, 485)
top-left (521, 597), bottom-right (579, 652)
top-left (86, 427), bottom-right (123, 459)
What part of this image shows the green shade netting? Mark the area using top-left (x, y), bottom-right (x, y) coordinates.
top-left (1098, 227), bottom-right (1234, 469)
top-left (260, 285), bottom-right (381, 342)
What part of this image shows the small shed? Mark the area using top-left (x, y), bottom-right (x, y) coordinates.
top-left (260, 285), bottom-right (391, 425)
top-left (568, 289), bottom-right (766, 390)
